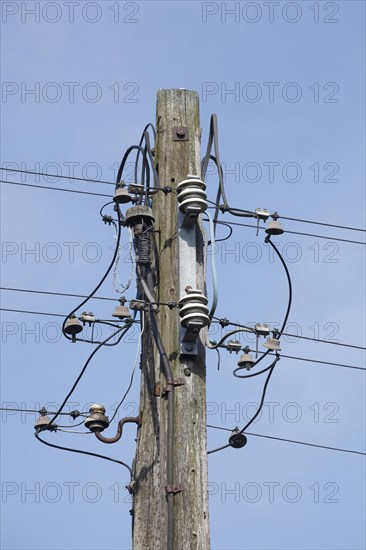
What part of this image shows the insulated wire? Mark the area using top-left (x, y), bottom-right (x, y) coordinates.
top-left (0, 407), bottom-right (87, 416)
top-left (206, 210), bottom-right (218, 320)
top-left (206, 425), bottom-right (366, 456)
top-left (48, 325), bottom-right (126, 426)
top-left (1, 179), bottom-right (111, 198)
top-left (207, 218), bottom-right (365, 246)
top-left (239, 357), bottom-right (279, 434)
top-left (35, 432), bottom-right (133, 477)
top-left (208, 356), bottom-right (279, 455)
top-left (2, 168), bottom-right (365, 233)
top-left (267, 238), bottom-right (292, 336)
top-left (277, 215), bottom-right (365, 233)
top-left (62, 208), bottom-right (122, 341)
top-left (0, 287), bottom-right (115, 302)
top-left (211, 317), bottom-right (366, 352)
top-left (213, 204), bottom-right (366, 233)
top-left (0, 167), bottom-right (116, 186)
top-left (209, 237), bottom-right (292, 452)
top-left (109, 312), bottom-right (144, 423)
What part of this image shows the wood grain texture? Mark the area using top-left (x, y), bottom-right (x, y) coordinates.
top-left (132, 90), bottom-right (210, 550)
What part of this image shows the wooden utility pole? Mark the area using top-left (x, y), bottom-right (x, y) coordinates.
top-left (132, 89), bottom-right (210, 550)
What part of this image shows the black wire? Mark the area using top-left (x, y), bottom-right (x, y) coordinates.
top-left (270, 227), bottom-right (365, 246)
top-left (215, 348), bottom-right (221, 371)
top-left (239, 357), bottom-right (279, 433)
top-left (207, 218), bottom-right (366, 246)
top-left (109, 366), bottom-right (138, 423)
top-left (109, 313), bottom-right (142, 423)
top-left (0, 167), bottom-right (116, 186)
top-left (48, 325), bottom-right (126, 426)
top-left (3, 169), bottom-right (365, 234)
top-left (277, 215), bottom-right (366, 233)
top-left (208, 356), bottom-right (279, 454)
top-left (144, 130), bottom-right (159, 190)
top-left (56, 419), bottom-right (86, 428)
top-left (202, 215), bottom-right (233, 244)
top-left (201, 114), bottom-right (228, 236)
top-left (0, 407), bottom-right (86, 416)
top-left (233, 362), bottom-right (274, 379)
top-left (62, 208), bottom-right (122, 341)
top-left (1, 179), bottom-right (111, 198)
top-left (0, 287), bottom-right (116, 302)
top-left (212, 317), bottom-right (366, 352)
top-left (212, 239), bottom-right (290, 449)
top-left (206, 425), bottom-right (366, 456)
top-left (35, 433), bottom-right (133, 477)
top-left (266, 238), bottom-right (292, 336)
top-left (0, 307), bottom-right (135, 346)
top-left (277, 353), bottom-right (366, 372)
top-left (0, 307), bottom-right (65, 318)
top-left (280, 332), bottom-right (366, 351)
top-left (230, 348), bottom-right (366, 373)
top-left (99, 201), bottom-right (119, 223)
top-left (115, 145), bottom-right (146, 185)
top-left (220, 205), bottom-right (366, 233)
top-left (209, 325), bottom-right (256, 344)
top-left (135, 124), bottom-right (156, 179)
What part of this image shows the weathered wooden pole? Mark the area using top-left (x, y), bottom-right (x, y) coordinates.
top-left (132, 89), bottom-right (210, 550)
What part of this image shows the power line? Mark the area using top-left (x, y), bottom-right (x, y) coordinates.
top-left (278, 215), bottom-right (366, 233)
top-left (1, 179), bottom-right (111, 198)
top-left (110, 312), bottom-right (144, 423)
top-left (0, 167), bottom-right (116, 186)
top-left (48, 325), bottom-right (129, 426)
top-left (248, 350), bottom-right (366, 372)
top-left (0, 407), bottom-right (87, 416)
top-left (207, 424), bottom-right (366, 457)
top-left (0, 287), bottom-right (116, 302)
top-left (2, 168), bottom-right (365, 237)
top-left (215, 317), bottom-right (366, 351)
top-left (219, 205), bottom-right (366, 233)
top-left (0, 307), bottom-right (65, 318)
top-left (209, 218), bottom-right (366, 246)
top-left (210, 342), bottom-right (366, 373)
top-left (208, 355), bottom-right (279, 454)
top-left (280, 331), bottom-right (366, 351)
top-left (35, 432), bottom-right (133, 477)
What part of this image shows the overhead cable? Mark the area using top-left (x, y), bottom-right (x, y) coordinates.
top-left (206, 425), bottom-right (366, 456)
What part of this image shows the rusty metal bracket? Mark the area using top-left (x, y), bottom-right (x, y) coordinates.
top-left (165, 484), bottom-right (184, 494)
top-left (154, 378), bottom-right (185, 397)
top-left (172, 126), bottom-right (189, 141)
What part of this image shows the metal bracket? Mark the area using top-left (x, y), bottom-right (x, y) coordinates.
top-left (130, 299), bottom-right (149, 312)
top-left (181, 206), bottom-right (201, 229)
top-left (180, 320), bottom-right (202, 356)
top-left (154, 378), bottom-right (185, 397)
top-left (172, 126), bottom-right (189, 141)
top-left (226, 340), bottom-right (242, 354)
top-left (180, 341), bottom-right (198, 356)
top-left (165, 484), bottom-right (184, 494)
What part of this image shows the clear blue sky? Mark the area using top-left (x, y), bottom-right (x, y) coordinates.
top-left (1, 1), bottom-right (365, 549)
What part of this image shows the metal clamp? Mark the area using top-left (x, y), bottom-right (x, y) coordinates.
top-left (165, 484), bottom-right (184, 494)
top-left (172, 127), bottom-right (189, 141)
top-left (154, 378), bottom-right (185, 397)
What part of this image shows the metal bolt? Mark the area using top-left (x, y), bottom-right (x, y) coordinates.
top-left (176, 129), bottom-right (185, 137)
top-left (184, 367), bottom-right (192, 376)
